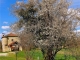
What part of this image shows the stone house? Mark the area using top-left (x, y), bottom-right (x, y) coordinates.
top-left (1, 33), bottom-right (22, 52)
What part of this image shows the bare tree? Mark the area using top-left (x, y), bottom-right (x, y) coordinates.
top-left (11, 0), bottom-right (80, 60)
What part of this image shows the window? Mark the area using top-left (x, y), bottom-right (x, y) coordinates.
top-left (5, 44), bottom-right (7, 46)
top-left (11, 39), bottom-right (14, 41)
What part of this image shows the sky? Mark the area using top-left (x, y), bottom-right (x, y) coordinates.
top-left (0, 0), bottom-right (80, 39)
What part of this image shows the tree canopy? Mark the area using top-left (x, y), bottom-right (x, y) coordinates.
top-left (11, 0), bottom-right (80, 60)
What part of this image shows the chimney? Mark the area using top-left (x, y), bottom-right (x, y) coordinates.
top-left (2, 33), bottom-right (5, 37)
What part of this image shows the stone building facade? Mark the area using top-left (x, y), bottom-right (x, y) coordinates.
top-left (1, 33), bottom-right (22, 52)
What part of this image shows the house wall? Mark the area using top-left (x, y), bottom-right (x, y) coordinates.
top-left (7, 37), bottom-right (20, 45)
top-left (2, 37), bottom-right (22, 52)
top-left (2, 37), bottom-right (9, 52)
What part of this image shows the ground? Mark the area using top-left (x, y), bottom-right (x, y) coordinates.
top-left (0, 49), bottom-right (77, 60)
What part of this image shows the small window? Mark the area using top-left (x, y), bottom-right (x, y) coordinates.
top-left (12, 39), bottom-right (14, 41)
top-left (5, 44), bottom-right (7, 46)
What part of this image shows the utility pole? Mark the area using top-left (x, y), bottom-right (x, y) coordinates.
top-left (15, 51), bottom-right (18, 60)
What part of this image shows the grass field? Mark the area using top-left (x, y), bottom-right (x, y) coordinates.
top-left (0, 50), bottom-right (76, 60)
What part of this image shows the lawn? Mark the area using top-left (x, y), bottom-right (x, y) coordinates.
top-left (0, 51), bottom-right (26, 60)
top-left (0, 49), bottom-right (76, 60)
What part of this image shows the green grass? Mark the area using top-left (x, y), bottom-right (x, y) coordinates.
top-left (55, 54), bottom-right (76, 60)
top-left (0, 51), bottom-right (26, 60)
top-left (0, 50), bottom-right (77, 60)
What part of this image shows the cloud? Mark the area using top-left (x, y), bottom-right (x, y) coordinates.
top-left (74, 30), bottom-right (80, 36)
top-left (3, 22), bottom-right (8, 24)
top-left (0, 31), bottom-right (10, 40)
top-left (74, 29), bottom-right (80, 32)
top-left (1, 26), bottom-right (10, 29)
top-left (77, 30), bottom-right (80, 32)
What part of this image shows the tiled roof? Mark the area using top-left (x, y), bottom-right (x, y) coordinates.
top-left (6, 33), bottom-right (18, 37)
top-left (2, 33), bottom-right (18, 38)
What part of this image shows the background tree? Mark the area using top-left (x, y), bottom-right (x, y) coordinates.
top-left (11, 21), bottom-right (36, 60)
top-left (65, 36), bottom-right (80, 60)
top-left (0, 41), bottom-right (2, 52)
top-left (11, 0), bottom-right (80, 60)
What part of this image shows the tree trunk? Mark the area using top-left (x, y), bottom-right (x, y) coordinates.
top-left (42, 49), bottom-right (56, 60)
top-left (44, 54), bottom-right (55, 60)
